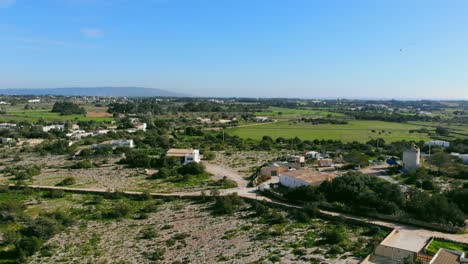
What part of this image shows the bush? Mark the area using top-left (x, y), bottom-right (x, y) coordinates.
top-left (43, 190), bottom-right (66, 199)
top-left (322, 225), bottom-right (347, 244)
top-left (70, 160), bottom-right (94, 169)
top-left (105, 201), bottom-right (133, 219)
top-left (55, 177), bottom-right (76, 186)
top-left (212, 193), bottom-right (243, 215)
top-left (140, 227), bottom-right (158, 239)
top-left (178, 162), bottom-right (205, 175)
top-left (144, 248), bottom-right (165, 261)
top-left (16, 236), bottom-right (41, 256)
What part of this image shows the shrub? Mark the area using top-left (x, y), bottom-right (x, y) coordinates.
top-left (105, 201), bottom-right (133, 219)
top-left (55, 177), bottom-right (76, 186)
top-left (144, 248), bottom-right (165, 261)
top-left (322, 226), bottom-right (347, 244)
top-left (43, 190), bottom-right (66, 199)
top-left (70, 160), bottom-right (94, 169)
top-left (16, 236), bottom-right (41, 256)
top-left (140, 227), bottom-right (158, 239)
top-left (212, 193), bottom-right (243, 215)
top-left (178, 162), bottom-right (205, 175)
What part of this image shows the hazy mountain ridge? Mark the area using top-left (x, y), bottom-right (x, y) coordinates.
top-left (0, 87), bottom-right (187, 97)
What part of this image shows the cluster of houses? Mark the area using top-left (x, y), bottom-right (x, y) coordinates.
top-left (258, 152), bottom-right (337, 189)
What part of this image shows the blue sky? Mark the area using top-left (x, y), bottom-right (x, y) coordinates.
top-left (1, 0), bottom-right (468, 99)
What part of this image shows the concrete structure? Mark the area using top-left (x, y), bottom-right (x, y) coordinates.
top-left (403, 145), bottom-right (420, 171)
top-left (166, 148), bottom-right (201, 164)
top-left (27, 99), bottom-right (40, 103)
top-left (42, 125), bottom-right (65, 132)
top-left (430, 249), bottom-right (468, 264)
top-left (279, 169), bottom-right (336, 188)
top-left (451, 153), bottom-right (468, 163)
top-left (93, 139), bottom-right (134, 149)
top-left (428, 140), bottom-right (450, 148)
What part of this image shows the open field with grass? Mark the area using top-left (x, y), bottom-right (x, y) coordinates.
top-left (0, 103), bottom-right (113, 122)
top-left (0, 109), bottom-right (113, 122)
top-left (426, 238), bottom-right (468, 255)
top-left (228, 120), bottom-right (431, 142)
top-left (255, 107), bottom-right (344, 117)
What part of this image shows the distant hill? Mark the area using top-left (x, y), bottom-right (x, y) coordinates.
top-left (0, 87), bottom-right (187, 97)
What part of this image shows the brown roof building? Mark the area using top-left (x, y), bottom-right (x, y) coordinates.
top-left (279, 169), bottom-right (337, 188)
top-left (430, 249), bottom-right (468, 264)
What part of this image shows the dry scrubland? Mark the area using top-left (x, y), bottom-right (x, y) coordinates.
top-left (0, 151), bottom-right (231, 193)
top-left (26, 197), bottom-right (387, 264)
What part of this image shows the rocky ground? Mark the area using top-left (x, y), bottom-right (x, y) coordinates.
top-left (27, 198), bottom-right (384, 264)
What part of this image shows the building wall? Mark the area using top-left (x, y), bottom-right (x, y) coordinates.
top-left (279, 175), bottom-right (309, 188)
top-left (374, 244), bottom-right (415, 261)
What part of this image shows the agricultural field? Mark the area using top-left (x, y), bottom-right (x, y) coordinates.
top-left (255, 107), bottom-right (343, 118)
top-left (0, 103), bottom-right (113, 122)
top-left (229, 120), bottom-right (431, 143)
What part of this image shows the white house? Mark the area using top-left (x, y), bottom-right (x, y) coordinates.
top-left (306, 151), bottom-right (322, 160)
top-left (27, 99), bottom-right (41, 103)
top-left (451, 153), bottom-right (468, 163)
top-left (279, 169), bottom-right (336, 188)
top-left (428, 140), bottom-right (450, 148)
top-left (166, 148), bottom-right (201, 164)
top-left (0, 123), bottom-right (17, 128)
top-left (42, 125), bottom-right (65, 132)
top-left (254, 116), bottom-right (269, 122)
top-left (92, 139), bottom-right (134, 149)
top-left (403, 145), bottom-right (420, 171)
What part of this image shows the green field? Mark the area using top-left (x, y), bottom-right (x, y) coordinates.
top-left (0, 109), bottom-right (113, 122)
top-left (426, 239), bottom-right (468, 255)
top-left (255, 107), bottom-right (343, 117)
top-left (228, 120), bottom-right (431, 142)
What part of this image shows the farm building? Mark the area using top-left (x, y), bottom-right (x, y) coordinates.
top-left (403, 145), bottom-right (420, 171)
top-left (428, 140), bottom-right (450, 148)
top-left (166, 148), bottom-right (201, 164)
top-left (279, 169), bottom-right (336, 188)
